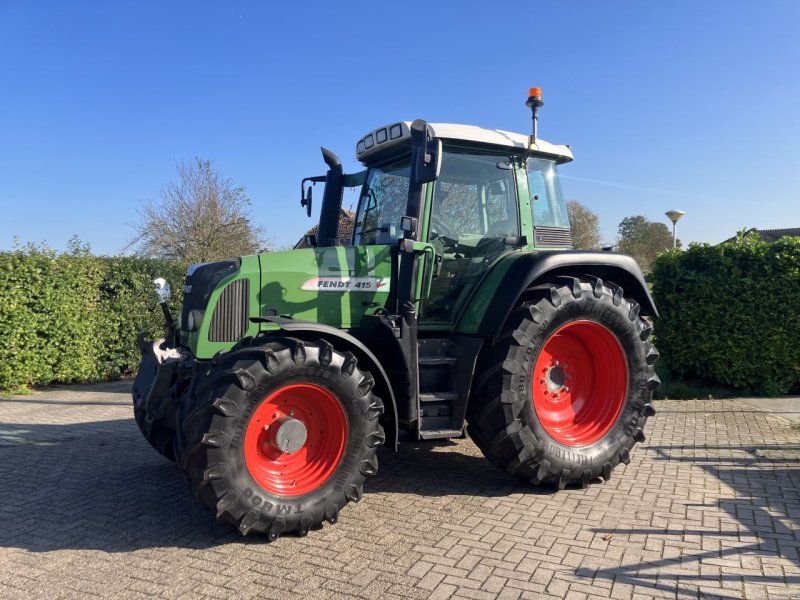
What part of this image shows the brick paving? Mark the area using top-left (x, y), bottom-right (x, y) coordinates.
top-left (1, 382), bottom-right (799, 599)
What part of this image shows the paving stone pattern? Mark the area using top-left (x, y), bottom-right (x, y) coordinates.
top-left (1, 382), bottom-right (799, 599)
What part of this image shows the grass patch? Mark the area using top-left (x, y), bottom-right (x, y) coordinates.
top-left (0, 385), bottom-right (31, 397)
top-left (654, 361), bottom-right (738, 400)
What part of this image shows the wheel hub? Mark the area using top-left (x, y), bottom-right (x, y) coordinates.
top-left (543, 361), bottom-right (569, 395)
top-left (532, 321), bottom-right (627, 446)
top-left (265, 416), bottom-right (308, 455)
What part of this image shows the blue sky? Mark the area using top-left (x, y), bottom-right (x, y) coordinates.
top-left (1, 1), bottom-right (798, 253)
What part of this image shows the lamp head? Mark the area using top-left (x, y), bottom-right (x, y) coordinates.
top-left (665, 210), bottom-right (685, 224)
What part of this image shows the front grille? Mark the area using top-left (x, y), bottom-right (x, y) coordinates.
top-left (209, 279), bottom-right (249, 342)
top-left (534, 226), bottom-right (573, 249)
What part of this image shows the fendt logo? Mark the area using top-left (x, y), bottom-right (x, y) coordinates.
top-left (301, 277), bottom-right (390, 292)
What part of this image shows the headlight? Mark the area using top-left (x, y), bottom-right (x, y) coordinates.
top-left (186, 309), bottom-right (205, 332)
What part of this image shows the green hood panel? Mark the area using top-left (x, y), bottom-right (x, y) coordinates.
top-left (188, 246), bottom-right (393, 359)
top-left (258, 245), bottom-right (393, 330)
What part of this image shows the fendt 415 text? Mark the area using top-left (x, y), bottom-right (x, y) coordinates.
top-left (133, 88), bottom-right (660, 539)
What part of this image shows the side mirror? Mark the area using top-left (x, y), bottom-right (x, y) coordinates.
top-left (153, 277), bottom-right (171, 304)
top-left (301, 185), bottom-right (312, 217)
top-left (410, 119), bottom-right (442, 186)
top-left (300, 175), bottom-right (325, 217)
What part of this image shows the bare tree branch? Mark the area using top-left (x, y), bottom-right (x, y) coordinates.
top-left (126, 158), bottom-right (269, 265)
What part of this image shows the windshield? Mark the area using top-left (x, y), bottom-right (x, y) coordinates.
top-left (352, 160), bottom-right (410, 245)
top-left (527, 157), bottom-right (569, 228)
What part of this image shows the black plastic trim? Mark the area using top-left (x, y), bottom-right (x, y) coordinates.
top-left (471, 251), bottom-right (658, 339)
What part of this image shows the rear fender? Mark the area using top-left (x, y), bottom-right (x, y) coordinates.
top-left (251, 316), bottom-right (399, 451)
top-left (456, 251), bottom-right (658, 340)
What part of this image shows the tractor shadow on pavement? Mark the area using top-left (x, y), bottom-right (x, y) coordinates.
top-left (370, 440), bottom-right (558, 498)
top-left (0, 416), bottom-right (547, 553)
top-left (575, 442), bottom-right (800, 597)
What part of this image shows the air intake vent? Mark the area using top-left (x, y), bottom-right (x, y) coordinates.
top-left (534, 226), bottom-right (573, 249)
top-left (209, 279), bottom-right (249, 342)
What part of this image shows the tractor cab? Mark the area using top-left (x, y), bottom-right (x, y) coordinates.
top-left (348, 121), bottom-right (574, 324)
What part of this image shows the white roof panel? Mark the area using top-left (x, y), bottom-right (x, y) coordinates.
top-left (356, 121), bottom-right (573, 164)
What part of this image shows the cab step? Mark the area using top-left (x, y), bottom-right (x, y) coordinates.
top-left (419, 355), bottom-right (458, 367)
top-left (419, 428), bottom-right (464, 440)
top-left (420, 391), bottom-right (459, 403)
top-left (416, 336), bottom-right (484, 441)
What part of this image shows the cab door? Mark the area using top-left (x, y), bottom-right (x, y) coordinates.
top-left (421, 149), bottom-right (521, 325)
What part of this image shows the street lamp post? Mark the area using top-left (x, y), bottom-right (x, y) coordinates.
top-left (665, 210), bottom-right (685, 248)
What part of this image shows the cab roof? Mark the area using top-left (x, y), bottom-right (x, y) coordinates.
top-left (356, 121), bottom-right (573, 165)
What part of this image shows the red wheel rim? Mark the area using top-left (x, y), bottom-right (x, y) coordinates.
top-left (532, 321), bottom-right (627, 447)
top-left (244, 384), bottom-right (347, 497)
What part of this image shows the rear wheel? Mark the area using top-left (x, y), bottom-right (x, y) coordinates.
top-left (174, 336), bottom-right (384, 538)
top-left (467, 276), bottom-right (660, 489)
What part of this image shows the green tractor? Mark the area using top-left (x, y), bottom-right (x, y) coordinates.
top-left (133, 88), bottom-right (659, 539)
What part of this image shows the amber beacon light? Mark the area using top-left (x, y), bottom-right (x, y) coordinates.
top-left (526, 87), bottom-right (544, 108)
top-left (525, 86), bottom-right (544, 145)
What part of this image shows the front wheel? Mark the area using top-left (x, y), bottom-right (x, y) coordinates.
top-left (467, 276), bottom-right (660, 489)
top-left (174, 336), bottom-right (384, 539)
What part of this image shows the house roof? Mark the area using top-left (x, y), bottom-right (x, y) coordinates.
top-left (294, 208), bottom-right (355, 249)
top-left (726, 227), bottom-right (800, 243)
top-left (751, 228), bottom-right (800, 242)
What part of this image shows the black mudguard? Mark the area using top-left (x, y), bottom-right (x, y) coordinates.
top-left (467, 250), bottom-right (658, 340)
top-left (251, 316), bottom-right (400, 451)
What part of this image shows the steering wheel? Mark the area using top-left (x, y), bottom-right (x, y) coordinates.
top-left (430, 216), bottom-right (459, 248)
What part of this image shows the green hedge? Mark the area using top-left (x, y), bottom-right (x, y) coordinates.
top-left (0, 247), bottom-right (184, 393)
top-left (650, 235), bottom-right (800, 396)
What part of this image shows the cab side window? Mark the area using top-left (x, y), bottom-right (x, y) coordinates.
top-left (527, 157), bottom-right (569, 229)
top-left (423, 150), bottom-right (519, 323)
